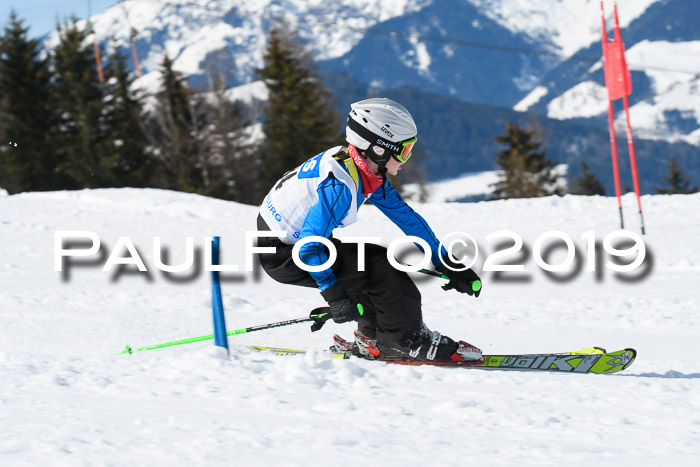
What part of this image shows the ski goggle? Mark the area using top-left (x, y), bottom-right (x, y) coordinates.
top-left (392, 136), bottom-right (417, 163)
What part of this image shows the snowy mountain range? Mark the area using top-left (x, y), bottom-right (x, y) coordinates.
top-left (39, 0), bottom-right (697, 198)
top-left (515, 0), bottom-right (700, 146)
top-left (60, 0), bottom-right (698, 150)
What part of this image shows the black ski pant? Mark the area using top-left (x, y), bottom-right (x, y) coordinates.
top-left (256, 215), bottom-right (423, 348)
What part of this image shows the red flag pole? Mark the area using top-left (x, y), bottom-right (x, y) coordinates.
top-left (92, 38), bottom-right (105, 83)
top-left (601, 2), bottom-right (624, 229)
top-left (86, 0), bottom-right (104, 84)
top-left (615, 3), bottom-right (645, 234)
top-left (130, 32), bottom-right (143, 79)
top-left (606, 100), bottom-right (624, 229)
top-left (121, 2), bottom-right (143, 82)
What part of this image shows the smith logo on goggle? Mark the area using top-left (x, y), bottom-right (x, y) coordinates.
top-left (374, 139), bottom-right (401, 153)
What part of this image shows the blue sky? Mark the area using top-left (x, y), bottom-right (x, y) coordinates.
top-left (1, 1), bottom-right (116, 37)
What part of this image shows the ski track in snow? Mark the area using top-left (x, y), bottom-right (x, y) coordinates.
top-left (1, 188), bottom-right (699, 466)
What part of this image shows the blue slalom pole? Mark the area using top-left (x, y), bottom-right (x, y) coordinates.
top-left (211, 236), bottom-right (228, 353)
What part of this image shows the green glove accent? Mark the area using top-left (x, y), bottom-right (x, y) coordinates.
top-left (357, 303), bottom-right (364, 316)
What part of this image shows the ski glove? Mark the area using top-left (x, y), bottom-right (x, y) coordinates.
top-left (436, 256), bottom-right (482, 297)
top-left (320, 283), bottom-right (364, 323)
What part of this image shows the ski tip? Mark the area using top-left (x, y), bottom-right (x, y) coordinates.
top-left (623, 348), bottom-right (637, 369)
top-left (592, 348), bottom-right (637, 374)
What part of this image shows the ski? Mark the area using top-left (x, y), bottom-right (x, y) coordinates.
top-left (477, 348), bottom-right (636, 374)
top-left (248, 339), bottom-right (636, 374)
top-left (247, 345), bottom-right (605, 357)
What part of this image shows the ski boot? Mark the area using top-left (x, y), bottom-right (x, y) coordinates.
top-left (400, 327), bottom-right (483, 363)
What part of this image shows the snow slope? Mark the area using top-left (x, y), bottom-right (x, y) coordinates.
top-left (1, 187), bottom-right (699, 466)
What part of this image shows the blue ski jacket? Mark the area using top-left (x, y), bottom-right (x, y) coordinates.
top-left (292, 150), bottom-right (446, 291)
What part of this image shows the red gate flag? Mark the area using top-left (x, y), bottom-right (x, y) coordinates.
top-left (600, 1), bottom-right (645, 235)
top-left (602, 8), bottom-right (632, 101)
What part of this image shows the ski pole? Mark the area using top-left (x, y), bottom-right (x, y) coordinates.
top-left (113, 307), bottom-right (330, 356)
top-left (400, 262), bottom-right (482, 293)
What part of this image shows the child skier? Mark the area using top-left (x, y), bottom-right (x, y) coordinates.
top-left (256, 98), bottom-right (482, 362)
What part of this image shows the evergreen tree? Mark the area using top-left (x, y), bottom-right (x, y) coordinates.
top-left (491, 121), bottom-right (563, 199)
top-left (148, 54), bottom-right (256, 201)
top-left (256, 25), bottom-right (340, 201)
top-left (570, 162), bottom-right (606, 196)
top-left (148, 53), bottom-right (202, 192)
top-left (100, 46), bottom-right (150, 186)
top-left (201, 65), bottom-right (253, 202)
top-left (0, 12), bottom-right (55, 193)
top-left (655, 156), bottom-right (698, 194)
top-left (50, 19), bottom-right (109, 188)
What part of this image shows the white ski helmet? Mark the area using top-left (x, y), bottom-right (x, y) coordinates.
top-left (346, 98), bottom-right (418, 166)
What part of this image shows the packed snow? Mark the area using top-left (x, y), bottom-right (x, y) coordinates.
top-left (1, 186), bottom-right (699, 466)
